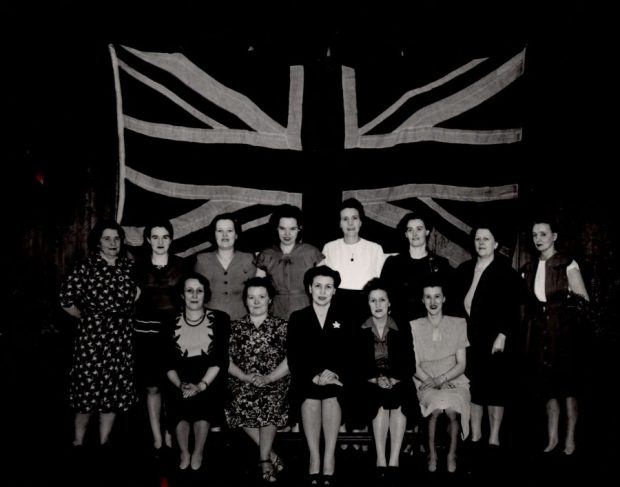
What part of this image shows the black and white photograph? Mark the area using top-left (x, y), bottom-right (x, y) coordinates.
top-left (5, 1), bottom-right (616, 486)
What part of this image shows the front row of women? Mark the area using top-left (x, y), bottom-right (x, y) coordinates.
top-left (164, 266), bottom-right (468, 484)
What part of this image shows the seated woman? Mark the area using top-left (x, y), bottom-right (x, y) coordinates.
top-left (410, 281), bottom-right (470, 474)
top-left (164, 273), bottom-right (230, 471)
top-left (226, 277), bottom-right (290, 483)
top-left (358, 278), bottom-right (417, 481)
top-left (288, 266), bottom-right (351, 486)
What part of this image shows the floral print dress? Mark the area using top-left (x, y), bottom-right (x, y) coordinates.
top-left (225, 314), bottom-right (290, 428)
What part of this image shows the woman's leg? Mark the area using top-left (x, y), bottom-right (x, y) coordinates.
top-left (488, 405), bottom-right (504, 446)
top-left (427, 410), bottom-right (441, 472)
top-left (388, 407), bottom-right (407, 467)
top-left (99, 412), bottom-right (116, 445)
top-left (564, 397), bottom-right (578, 455)
top-left (175, 421), bottom-right (191, 469)
top-left (321, 397), bottom-right (341, 476)
top-left (470, 402), bottom-right (483, 442)
top-left (446, 408), bottom-right (459, 473)
top-left (191, 420), bottom-right (209, 470)
top-left (146, 386), bottom-right (163, 449)
top-left (544, 398), bottom-right (560, 452)
top-left (73, 413), bottom-right (91, 446)
top-left (301, 399), bottom-right (322, 475)
top-left (372, 407), bottom-right (389, 467)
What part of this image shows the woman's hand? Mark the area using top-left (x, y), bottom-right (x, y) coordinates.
top-left (181, 382), bottom-right (199, 399)
top-left (420, 377), bottom-right (438, 391)
top-left (377, 376), bottom-right (392, 390)
top-left (318, 369), bottom-right (343, 386)
top-left (492, 333), bottom-right (506, 354)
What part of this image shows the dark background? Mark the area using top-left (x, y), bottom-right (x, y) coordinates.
top-left (3, 1), bottom-right (617, 485)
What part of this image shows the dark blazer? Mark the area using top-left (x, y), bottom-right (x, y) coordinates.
top-left (287, 304), bottom-right (353, 395)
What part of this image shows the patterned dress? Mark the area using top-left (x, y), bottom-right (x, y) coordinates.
top-left (59, 254), bottom-right (138, 412)
top-left (226, 314), bottom-right (290, 428)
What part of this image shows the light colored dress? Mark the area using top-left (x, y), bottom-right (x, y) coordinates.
top-left (410, 315), bottom-right (471, 439)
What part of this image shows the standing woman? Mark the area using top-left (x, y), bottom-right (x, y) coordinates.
top-left (226, 277), bottom-right (290, 483)
top-left (60, 220), bottom-right (140, 448)
top-left (255, 204), bottom-right (323, 320)
top-left (133, 218), bottom-right (190, 456)
top-left (381, 211), bottom-right (454, 325)
top-left (195, 213), bottom-right (257, 321)
top-left (288, 266), bottom-right (350, 486)
top-left (321, 198), bottom-right (386, 328)
top-left (165, 273), bottom-right (230, 471)
top-left (455, 224), bottom-right (521, 448)
top-left (521, 217), bottom-right (590, 455)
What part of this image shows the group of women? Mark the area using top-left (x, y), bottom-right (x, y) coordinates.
top-left (59, 199), bottom-right (590, 483)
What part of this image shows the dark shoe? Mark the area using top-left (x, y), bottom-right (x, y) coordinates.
top-left (259, 460), bottom-right (277, 483)
top-left (322, 474), bottom-right (335, 486)
top-left (308, 473), bottom-right (321, 486)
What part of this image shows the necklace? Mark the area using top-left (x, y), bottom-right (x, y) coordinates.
top-left (184, 311), bottom-right (206, 327)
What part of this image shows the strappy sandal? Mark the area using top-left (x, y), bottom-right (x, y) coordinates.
top-left (259, 459), bottom-right (277, 483)
top-left (271, 454), bottom-right (284, 473)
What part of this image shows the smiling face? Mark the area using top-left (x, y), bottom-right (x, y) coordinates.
top-left (245, 286), bottom-right (271, 318)
top-left (309, 275), bottom-right (336, 307)
top-left (405, 218), bottom-right (429, 249)
top-left (422, 286), bottom-right (445, 317)
top-left (278, 217), bottom-right (300, 246)
top-left (215, 219), bottom-right (237, 250)
top-left (148, 226), bottom-right (171, 256)
top-left (339, 207), bottom-right (362, 238)
top-left (99, 228), bottom-right (121, 260)
top-left (368, 289), bottom-right (390, 320)
top-left (183, 278), bottom-right (206, 311)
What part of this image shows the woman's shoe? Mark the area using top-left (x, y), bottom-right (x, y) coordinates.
top-left (308, 473), bottom-right (321, 486)
top-left (271, 454), bottom-right (284, 473)
top-left (447, 453), bottom-right (457, 473)
top-left (322, 474), bottom-right (335, 486)
top-left (259, 460), bottom-right (277, 483)
top-left (427, 455), bottom-right (437, 473)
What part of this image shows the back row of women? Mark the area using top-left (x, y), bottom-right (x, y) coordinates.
top-left (59, 198), bottom-right (590, 484)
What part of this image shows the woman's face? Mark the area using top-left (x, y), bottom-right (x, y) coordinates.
top-left (99, 229), bottom-right (121, 259)
top-left (339, 207), bottom-right (362, 238)
top-left (278, 217), bottom-right (300, 246)
top-left (215, 219), bottom-right (237, 250)
top-left (474, 228), bottom-right (498, 258)
top-left (368, 289), bottom-right (390, 320)
top-left (405, 218), bottom-right (429, 248)
top-left (422, 286), bottom-right (445, 316)
top-left (148, 226), bottom-right (171, 256)
top-left (309, 275), bottom-right (336, 307)
top-left (246, 286), bottom-right (271, 317)
top-left (532, 223), bottom-right (556, 254)
top-left (183, 278), bottom-right (205, 311)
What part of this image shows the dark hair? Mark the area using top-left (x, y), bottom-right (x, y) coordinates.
top-left (470, 221), bottom-right (501, 247)
top-left (242, 276), bottom-right (276, 302)
top-left (303, 265), bottom-right (342, 290)
top-left (362, 277), bottom-right (390, 300)
top-left (180, 272), bottom-right (212, 303)
top-left (209, 213), bottom-right (242, 246)
top-left (143, 218), bottom-right (174, 242)
top-left (397, 211), bottom-right (434, 235)
top-left (269, 204), bottom-right (304, 244)
top-left (531, 215), bottom-right (559, 234)
top-left (88, 220), bottom-right (126, 253)
top-left (340, 198), bottom-right (365, 222)
top-left (420, 276), bottom-right (446, 296)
